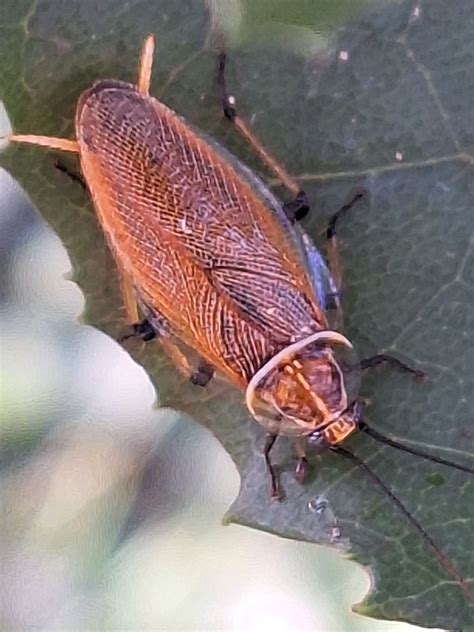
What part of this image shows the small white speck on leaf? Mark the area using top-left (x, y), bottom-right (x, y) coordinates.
top-left (412, 5), bottom-right (421, 19)
top-left (308, 496), bottom-right (328, 514)
top-left (338, 50), bottom-right (349, 62)
top-left (437, 181), bottom-right (450, 193)
top-left (395, 151), bottom-right (404, 161)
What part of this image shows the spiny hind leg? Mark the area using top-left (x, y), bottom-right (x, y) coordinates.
top-left (217, 53), bottom-right (308, 221)
top-left (9, 131), bottom-right (141, 328)
top-left (136, 34), bottom-right (155, 95)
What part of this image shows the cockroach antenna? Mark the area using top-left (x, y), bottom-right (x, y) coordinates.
top-left (331, 445), bottom-right (474, 602)
top-left (358, 422), bottom-right (474, 475)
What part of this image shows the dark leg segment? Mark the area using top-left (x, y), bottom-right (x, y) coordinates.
top-left (282, 190), bottom-right (311, 223)
top-left (190, 359), bottom-right (215, 387)
top-left (54, 158), bottom-right (86, 190)
top-left (264, 434), bottom-right (282, 500)
top-left (119, 319), bottom-right (156, 343)
top-left (326, 189), bottom-right (367, 240)
top-left (218, 53), bottom-right (237, 120)
top-left (361, 354), bottom-right (426, 381)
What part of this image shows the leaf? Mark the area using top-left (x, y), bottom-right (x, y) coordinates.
top-left (1, 0), bottom-right (473, 628)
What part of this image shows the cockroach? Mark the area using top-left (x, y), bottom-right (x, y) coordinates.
top-left (5, 35), bottom-right (474, 599)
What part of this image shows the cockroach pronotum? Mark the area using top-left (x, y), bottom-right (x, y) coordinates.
top-left (5, 35), bottom-right (474, 599)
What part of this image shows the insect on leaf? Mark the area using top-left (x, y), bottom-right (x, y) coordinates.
top-left (0, 0), bottom-right (473, 628)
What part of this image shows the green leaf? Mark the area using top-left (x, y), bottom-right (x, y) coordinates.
top-left (1, 0), bottom-right (473, 628)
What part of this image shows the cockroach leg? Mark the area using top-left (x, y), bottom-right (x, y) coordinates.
top-left (217, 53), bottom-right (301, 197)
top-left (323, 292), bottom-right (341, 311)
top-left (217, 53), bottom-right (236, 121)
top-left (190, 359), bottom-right (215, 387)
top-left (361, 354), bottom-right (426, 382)
top-left (160, 338), bottom-right (196, 378)
top-left (134, 305), bottom-right (202, 379)
top-left (119, 318), bottom-right (156, 343)
top-left (7, 134), bottom-right (79, 153)
top-left (54, 158), bottom-right (87, 189)
top-left (282, 190), bottom-right (311, 223)
top-left (120, 317), bottom-right (203, 382)
top-left (293, 439), bottom-right (310, 483)
top-left (263, 433), bottom-right (282, 500)
top-left (326, 188), bottom-right (367, 241)
top-left (325, 188), bottom-right (366, 294)
top-left (120, 273), bottom-right (140, 324)
top-left (136, 34), bottom-right (155, 95)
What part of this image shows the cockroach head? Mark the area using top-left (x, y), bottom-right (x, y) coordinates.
top-left (245, 331), bottom-right (361, 437)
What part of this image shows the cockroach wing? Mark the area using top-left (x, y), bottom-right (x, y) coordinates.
top-left (188, 121), bottom-right (341, 318)
top-left (76, 81), bottom-right (330, 383)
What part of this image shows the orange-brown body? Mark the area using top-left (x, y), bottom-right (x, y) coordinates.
top-left (76, 79), bottom-right (325, 385)
top-left (9, 41), bottom-right (360, 444)
top-left (75, 79), bottom-right (357, 438)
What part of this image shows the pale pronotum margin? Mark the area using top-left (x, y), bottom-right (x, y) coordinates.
top-left (245, 330), bottom-right (353, 418)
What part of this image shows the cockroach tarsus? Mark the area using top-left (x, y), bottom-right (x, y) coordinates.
top-left (5, 34), bottom-right (474, 601)
top-left (189, 358), bottom-right (215, 387)
top-left (119, 319), bottom-right (157, 343)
